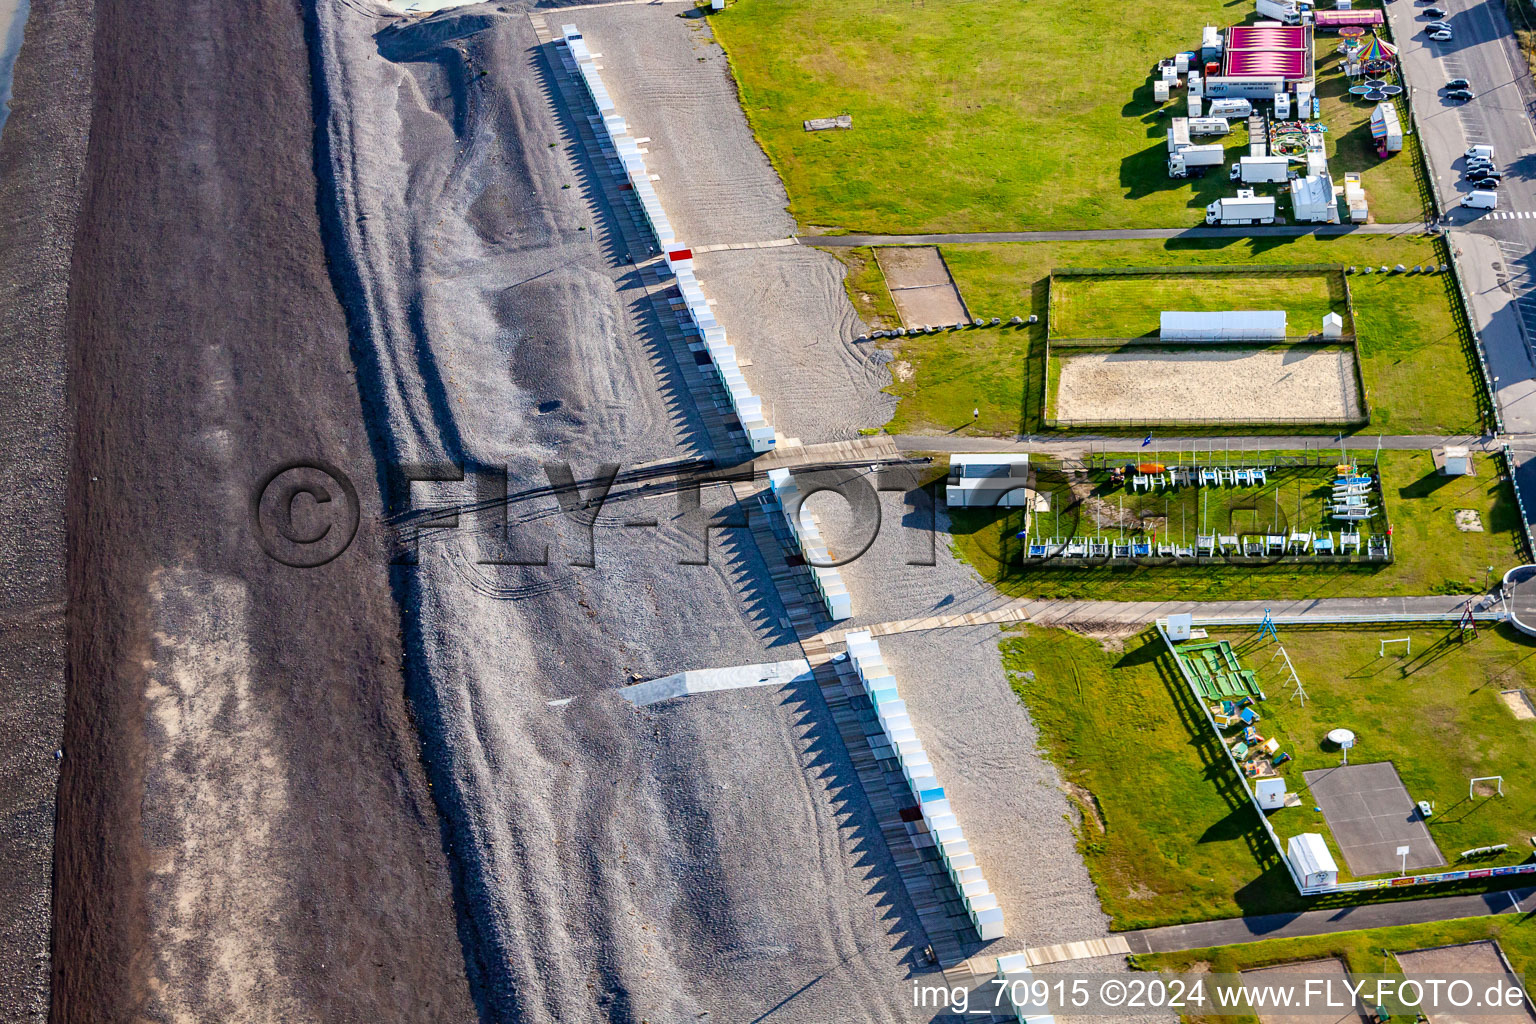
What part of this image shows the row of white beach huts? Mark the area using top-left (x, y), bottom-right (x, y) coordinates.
top-left (560, 24), bottom-right (777, 454)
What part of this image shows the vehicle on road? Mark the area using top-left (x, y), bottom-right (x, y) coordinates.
top-left (1447, 88), bottom-right (1475, 101)
top-left (1429, 28), bottom-right (1453, 39)
top-left (1472, 177), bottom-right (1502, 190)
top-left (1446, 77), bottom-right (1470, 89)
top-left (1466, 158), bottom-right (1496, 172)
top-left (1424, 6), bottom-right (1448, 16)
top-left (1464, 190), bottom-right (1499, 209)
top-left (1467, 144), bottom-right (1496, 159)
top-left (1426, 20), bottom-right (1452, 30)
top-left (1465, 171), bottom-right (1501, 184)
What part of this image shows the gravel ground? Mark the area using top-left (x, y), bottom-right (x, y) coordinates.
top-left (571, 6), bottom-right (794, 246)
top-left (804, 484), bottom-right (1012, 629)
top-left (315, 4), bottom-right (935, 1019)
top-left (50, 0), bottom-right (477, 1019)
top-left (0, 0), bottom-right (89, 1017)
top-left (1055, 347), bottom-right (1363, 423)
top-left (696, 246), bottom-right (895, 443)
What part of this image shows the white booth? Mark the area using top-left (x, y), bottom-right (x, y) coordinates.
top-left (1286, 832), bottom-right (1338, 888)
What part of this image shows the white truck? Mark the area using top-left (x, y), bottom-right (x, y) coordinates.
top-left (1231, 155), bottom-right (1291, 184)
top-left (1463, 190), bottom-right (1498, 210)
top-left (1169, 144), bottom-right (1225, 178)
top-left (1206, 190), bottom-right (1278, 224)
top-left (1466, 144), bottom-right (1495, 162)
top-left (1255, 0), bottom-right (1304, 24)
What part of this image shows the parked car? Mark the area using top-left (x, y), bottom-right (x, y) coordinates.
top-left (1446, 77), bottom-right (1471, 89)
top-left (1426, 20), bottom-right (1452, 29)
top-left (1424, 6), bottom-right (1448, 16)
top-left (1429, 28), bottom-right (1454, 39)
top-left (1465, 170), bottom-right (1501, 182)
top-left (1472, 177), bottom-right (1502, 190)
top-left (1448, 88), bottom-right (1476, 101)
top-left (1466, 159), bottom-right (1496, 174)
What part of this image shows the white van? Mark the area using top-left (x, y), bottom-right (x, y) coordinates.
top-left (1464, 190), bottom-right (1499, 209)
top-left (1466, 144), bottom-right (1495, 161)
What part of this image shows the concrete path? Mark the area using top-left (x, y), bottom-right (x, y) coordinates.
top-left (816, 594), bottom-right (1501, 647)
top-left (801, 224), bottom-right (1428, 247)
top-left (893, 433), bottom-right (1508, 455)
top-left (1121, 887), bottom-right (1536, 955)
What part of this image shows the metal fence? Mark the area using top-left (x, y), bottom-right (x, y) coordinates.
top-left (1044, 416), bottom-right (1370, 430)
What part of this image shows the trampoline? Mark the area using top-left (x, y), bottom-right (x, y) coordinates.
top-left (1303, 762), bottom-right (1446, 876)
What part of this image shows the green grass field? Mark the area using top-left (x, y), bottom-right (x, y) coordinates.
top-left (824, 245), bottom-right (901, 331)
top-left (1192, 628), bottom-right (1536, 881)
top-left (879, 235), bottom-right (1486, 436)
top-left (709, 0), bottom-right (1427, 232)
top-left (1002, 624), bottom-right (1536, 931)
top-left (951, 449), bottom-right (1522, 601)
top-left (1050, 270), bottom-right (1350, 340)
top-left (1136, 916), bottom-right (1535, 1023)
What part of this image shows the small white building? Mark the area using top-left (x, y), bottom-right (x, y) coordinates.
top-left (1442, 446), bottom-right (1473, 476)
top-left (1255, 777), bottom-right (1288, 810)
top-left (1322, 312), bottom-right (1344, 338)
top-left (1161, 310), bottom-right (1287, 341)
top-left (946, 454), bottom-right (1031, 508)
top-left (1287, 832), bottom-right (1339, 888)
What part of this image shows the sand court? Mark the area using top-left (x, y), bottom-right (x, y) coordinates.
top-left (1054, 346), bottom-right (1363, 424)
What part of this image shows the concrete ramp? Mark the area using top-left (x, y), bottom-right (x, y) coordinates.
top-left (619, 658), bottom-right (813, 707)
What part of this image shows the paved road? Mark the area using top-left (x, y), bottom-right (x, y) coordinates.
top-left (800, 224), bottom-right (1428, 246)
top-left (1386, 0), bottom-right (1536, 434)
top-left (1123, 887), bottom-right (1536, 954)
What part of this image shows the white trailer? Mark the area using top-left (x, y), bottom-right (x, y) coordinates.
top-left (1207, 97), bottom-right (1252, 118)
top-left (1188, 117), bottom-right (1232, 136)
top-left (1256, 0), bottom-right (1303, 24)
top-left (1232, 155), bottom-right (1291, 183)
top-left (1170, 144), bottom-right (1225, 178)
top-left (1206, 190), bottom-right (1277, 224)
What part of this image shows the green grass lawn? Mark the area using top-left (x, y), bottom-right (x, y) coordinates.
top-left (1135, 916), bottom-right (1536, 1023)
top-left (880, 235), bottom-right (1487, 436)
top-left (708, 0), bottom-right (1426, 232)
top-left (1050, 271), bottom-right (1349, 340)
top-left (1312, 42), bottom-right (1430, 226)
top-left (951, 449), bottom-right (1522, 601)
top-left (710, 0), bottom-right (1275, 232)
top-left (1195, 627), bottom-right (1536, 881)
top-left (823, 245), bottom-right (901, 331)
top-left (1002, 624), bottom-right (1536, 931)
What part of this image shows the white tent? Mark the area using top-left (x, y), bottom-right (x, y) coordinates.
top-left (1160, 310), bottom-right (1287, 341)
